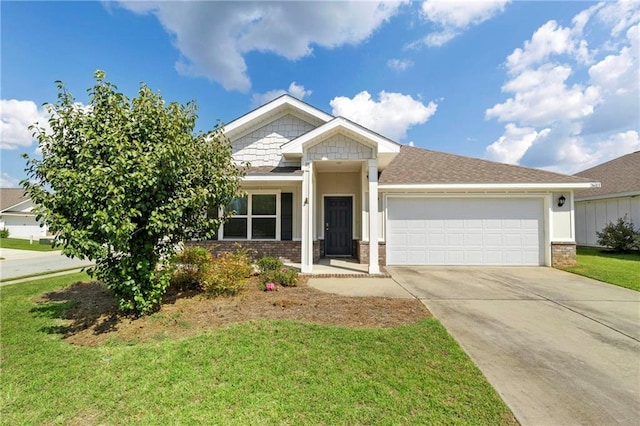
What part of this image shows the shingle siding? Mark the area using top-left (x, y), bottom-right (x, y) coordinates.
top-left (306, 134), bottom-right (373, 161)
top-left (231, 114), bottom-right (314, 167)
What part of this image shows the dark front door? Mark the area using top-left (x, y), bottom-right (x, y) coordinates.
top-left (324, 196), bottom-right (353, 256)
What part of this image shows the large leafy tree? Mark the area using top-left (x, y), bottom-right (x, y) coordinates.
top-left (24, 71), bottom-right (245, 315)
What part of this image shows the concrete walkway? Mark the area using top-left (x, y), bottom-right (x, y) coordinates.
top-left (308, 277), bottom-right (412, 298)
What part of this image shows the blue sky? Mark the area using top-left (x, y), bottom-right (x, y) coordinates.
top-left (2, 1), bottom-right (638, 187)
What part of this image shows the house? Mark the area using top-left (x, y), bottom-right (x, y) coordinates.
top-left (201, 95), bottom-right (598, 272)
top-left (574, 151), bottom-right (640, 246)
top-left (0, 188), bottom-right (49, 240)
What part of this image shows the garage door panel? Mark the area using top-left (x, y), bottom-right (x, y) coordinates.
top-left (465, 250), bottom-right (484, 263)
top-left (465, 231), bottom-right (484, 246)
top-left (387, 198), bottom-right (544, 266)
top-left (447, 233), bottom-right (464, 246)
top-left (407, 250), bottom-right (426, 264)
top-left (407, 233), bottom-right (426, 246)
top-left (446, 250), bottom-right (464, 264)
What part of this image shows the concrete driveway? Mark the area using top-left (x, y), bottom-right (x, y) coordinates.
top-left (388, 266), bottom-right (640, 426)
top-left (0, 248), bottom-right (92, 281)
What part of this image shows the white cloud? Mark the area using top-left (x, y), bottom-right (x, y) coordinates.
top-left (330, 91), bottom-right (437, 141)
top-left (505, 21), bottom-right (574, 74)
top-left (596, 0), bottom-right (640, 37)
top-left (387, 58), bottom-right (414, 71)
top-left (0, 172), bottom-right (21, 188)
top-left (117, 1), bottom-right (406, 92)
top-left (251, 82), bottom-right (312, 108)
top-left (486, 64), bottom-right (601, 126)
top-left (1, 99), bottom-right (50, 150)
top-left (415, 0), bottom-right (510, 47)
top-left (594, 130), bottom-right (640, 160)
top-left (485, 124), bottom-right (550, 164)
top-left (485, 1), bottom-right (640, 173)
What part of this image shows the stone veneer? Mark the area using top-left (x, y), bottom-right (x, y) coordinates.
top-left (189, 240), bottom-right (319, 264)
top-left (356, 241), bottom-right (386, 266)
top-left (551, 242), bottom-right (577, 267)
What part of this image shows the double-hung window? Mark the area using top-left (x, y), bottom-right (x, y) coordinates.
top-left (223, 192), bottom-right (280, 240)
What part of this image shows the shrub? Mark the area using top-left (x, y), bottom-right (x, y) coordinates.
top-left (256, 256), bottom-right (283, 273)
top-left (260, 266), bottom-right (298, 289)
top-left (0, 228), bottom-right (9, 238)
top-left (169, 247), bottom-right (212, 291)
top-left (596, 215), bottom-right (640, 252)
top-left (202, 250), bottom-right (253, 296)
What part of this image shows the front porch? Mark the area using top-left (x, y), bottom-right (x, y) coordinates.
top-left (288, 257), bottom-right (390, 277)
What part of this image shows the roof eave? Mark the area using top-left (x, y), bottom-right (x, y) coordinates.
top-left (378, 182), bottom-right (600, 190)
top-left (242, 175), bottom-right (303, 182)
top-left (575, 191), bottom-right (640, 202)
top-left (0, 198), bottom-right (32, 212)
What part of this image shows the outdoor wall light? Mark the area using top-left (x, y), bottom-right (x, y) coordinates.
top-left (557, 195), bottom-right (566, 207)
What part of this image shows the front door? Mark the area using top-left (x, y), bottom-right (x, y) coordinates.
top-left (324, 196), bottom-right (353, 256)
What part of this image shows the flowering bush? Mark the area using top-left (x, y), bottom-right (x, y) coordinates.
top-left (260, 266), bottom-right (298, 288)
top-left (265, 282), bottom-right (277, 291)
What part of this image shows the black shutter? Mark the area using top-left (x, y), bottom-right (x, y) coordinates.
top-left (281, 193), bottom-right (293, 241)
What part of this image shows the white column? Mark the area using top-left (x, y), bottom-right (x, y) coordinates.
top-left (368, 159), bottom-right (380, 274)
top-left (301, 163), bottom-right (311, 273)
top-left (307, 161), bottom-right (314, 272)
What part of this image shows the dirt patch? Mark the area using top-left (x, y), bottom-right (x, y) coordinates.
top-left (36, 277), bottom-right (431, 347)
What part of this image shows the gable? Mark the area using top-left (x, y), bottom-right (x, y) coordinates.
top-left (306, 133), bottom-right (374, 161)
top-left (231, 113), bottom-right (316, 167)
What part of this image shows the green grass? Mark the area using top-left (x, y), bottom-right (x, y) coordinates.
top-left (562, 246), bottom-right (640, 291)
top-left (0, 237), bottom-right (61, 252)
top-left (0, 274), bottom-right (516, 425)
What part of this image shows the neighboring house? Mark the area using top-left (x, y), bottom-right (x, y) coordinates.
top-left (0, 188), bottom-right (48, 240)
top-left (574, 151), bottom-right (640, 246)
top-left (202, 95), bottom-right (598, 272)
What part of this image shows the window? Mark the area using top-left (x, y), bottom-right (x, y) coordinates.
top-left (222, 192), bottom-right (280, 240)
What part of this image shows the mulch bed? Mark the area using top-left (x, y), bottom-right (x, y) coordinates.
top-left (36, 277), bottom-right (431, 347)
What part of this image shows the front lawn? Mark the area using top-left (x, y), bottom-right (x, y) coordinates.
top-left (561, 246), bottom-right (640, 291)
top-left (0, 237), bottom-right (60, 252)
top-left (0, 274), bottom-right (516, 425)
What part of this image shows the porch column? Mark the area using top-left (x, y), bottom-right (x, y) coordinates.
top-left (368, 159), bottom-right (380, 274)
top-left (301, 162), bottom-right (313, 273)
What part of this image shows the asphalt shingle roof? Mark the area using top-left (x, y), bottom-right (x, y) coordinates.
top-left (246, 166), bottom-right (302, 176)
top-left (574, 151), bottom-right (640, 199)
top-left (379, 145), bottom-right (594, 185)
top-left (0, 188), bottom-right (30, 212)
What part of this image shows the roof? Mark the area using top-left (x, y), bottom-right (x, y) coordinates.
top-left (0, 188), bottom-right (30, 212)
top-left (379, 146), bottom-right (595, 186)
top-left (224, 94), bottom-right (332, 138)
top-left (246, 166), bottom-right (302, 176)
top-left (574, 151), bottom-right (640, 199)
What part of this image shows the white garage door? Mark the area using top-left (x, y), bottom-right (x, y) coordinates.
top-left (2, 215), bottom-right (46, 239)
top-left (387, 198), bottom-right (544, 266)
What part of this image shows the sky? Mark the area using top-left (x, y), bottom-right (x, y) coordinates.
top-left (1, 1), bottom-right (639, 187)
